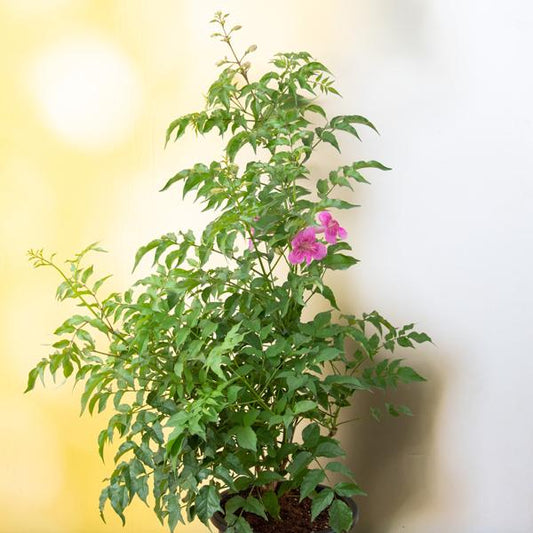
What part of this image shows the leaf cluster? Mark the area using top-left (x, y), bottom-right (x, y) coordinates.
top-left (26, 13), bottom-right (431, 533)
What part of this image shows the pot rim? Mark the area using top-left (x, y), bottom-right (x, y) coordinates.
top-left (211, 484), bottom-right (359, 532)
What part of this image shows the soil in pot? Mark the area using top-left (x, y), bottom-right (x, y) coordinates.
top-left (212, 487), bottom-right (358, 533)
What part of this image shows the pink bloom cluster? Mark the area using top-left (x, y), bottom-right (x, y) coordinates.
top-left (288, 211), bottom-right (347, 266)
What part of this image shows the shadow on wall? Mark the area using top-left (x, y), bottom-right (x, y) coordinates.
top-left (342, 355), bottom-right (442, 533)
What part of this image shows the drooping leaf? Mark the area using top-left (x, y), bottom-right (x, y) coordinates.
top-left (311, 488), bottom-right (334, 521)
top-left (196, 485), bottom-right (222, 523)
top-left (328, 499), bottom-right (353, 533)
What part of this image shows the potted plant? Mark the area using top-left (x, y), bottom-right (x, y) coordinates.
top-left (26, 12), bottom-right (430, 533)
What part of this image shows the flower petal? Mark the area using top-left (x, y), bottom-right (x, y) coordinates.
top-left (324, 230), bottom-right (337, 244)
top-left (313, 242), bottom-right (328, 260)
top-left (317, 211), bottom-right (332, 226)
top-left (288, 249), bottom-right (304, 264)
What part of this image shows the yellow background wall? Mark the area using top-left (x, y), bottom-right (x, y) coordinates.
top-left (0, 1), bottom-right (351, 532)
top-left (4, 1), bottom-right (533, 533)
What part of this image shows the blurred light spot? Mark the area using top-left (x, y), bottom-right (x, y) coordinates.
top-left (29, 36), bottom-right (142, 151)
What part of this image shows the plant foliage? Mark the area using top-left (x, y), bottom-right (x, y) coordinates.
top-left (26, 12), bottom-right (430, 533)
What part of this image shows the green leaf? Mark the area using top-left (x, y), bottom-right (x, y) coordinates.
top-left (353, 160), bottom-right (391, 171)
top-left (408, 331), bottom-right (432, 344)
top-left (334, 482), bottom-right (365, 497)
top-left (315, 440), bottom-right (345, 458)
top-left (234, 426), bottom-right (257, 451)
top-left (244, 496), bottom-right (267, 519)
top-left (306, 103), bottom-right (326, 118)
top-left (255, 470), bottom-right (284, 486)
top-left (293, 400), bottom-right (316, 414)
top-left (311, 488), bottom-right (334, 521)
top-left (196, 485), bottom-right (222, 523)
top-left (397, 366), bottom-right (426, 383)
top-left (336, 114), bottom-right (379, 134)
top-left (226, 131), bottom-right (248, 161)
top-left (97, 429), bottom-right (107, 460)
top-left (287, 451), bottom-right (313, 475)
top-left (262, 491), bottom-right (280, 519)
top-left (322, 253), bottom-right (358, 271)
top-left (93, 274), bottom-right (112, 292)
top-left (320, 130), bottom-right (340, 152)
top-left (320, 285), bottom-right (339, 309)
top-left (133, 239), bottom-right (160, 271)
top-left (323, 375), bottom-right (368, 390)
top-left (109, 484), bottom-right (128, 525)
top-left (225, 495), bottom-right (247, 515)
top-left (317, 179), bottom-right (329, 196)
top-left (302, 423), bottom-right (321, 450)
top-left (25, 367), bottom-right (39, 393)
top-left (232, 517), bottom-right (253, 533)
top-left (168, 495), bottom-right (182, 532)
top-left (81, 265), bottom-right (93, 283)
top-left (160, 169), bottom-right (189, 192)
top-left (328, 499), bottom-right (353, 533)
top-left (300, 469), bottom-right (326, 500)
top-left (325, 462), bottom-right (355, 479)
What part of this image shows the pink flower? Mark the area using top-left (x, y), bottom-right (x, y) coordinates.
top-left (248, 216), bottom-right (260, 250)
top-left (288, 227), bottom-right (327, 265)
top-left (248, 227), bottom-right (255, 250)
top-left (317, 211), bottom-right (347, 244)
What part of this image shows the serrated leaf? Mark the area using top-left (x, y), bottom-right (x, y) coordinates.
top-left (168, 495), bottom-right (182, 532)
top-left (311, 488), bottom-right (334, 521)
top-left (315, 440), bottom-right (345, 458)
top-left (195, 485), bottom-right (222, 523)
top-left (397, 366), bottom-right (426, 383)
top-left (320, 130), bottom-right (340, 152)
top-left (300, 469), bottom-right (326, 501)
top-left (334, 481), bottom-right (366, 497)
top-left (325, 462), bottom-right (355, 479)
top-left (287, 451), bottom-right (313, 475)
top-left (328, 499), bottom-right (353, 533)
top-left (233, 517), bottom-right (253, 533)
top-left (244, 496), bottom-right (267, 519)
top-left (408, 331), bottom-right (432, 344)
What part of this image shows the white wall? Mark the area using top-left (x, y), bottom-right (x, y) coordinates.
top-left (189, 1), bottom-right (533, 532)
top-left (327, 1), bottom-right (533, 532)
top-left (183, 1), bottom-right (533, 531)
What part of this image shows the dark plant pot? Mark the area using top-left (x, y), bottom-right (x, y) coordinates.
top-left (211, 484), bottom-right (359, 532)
